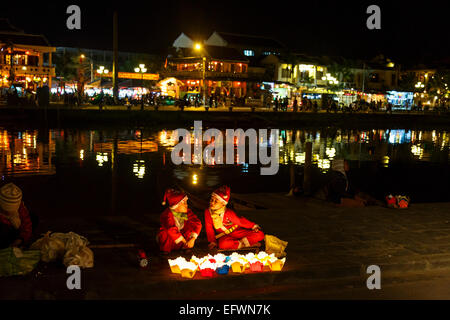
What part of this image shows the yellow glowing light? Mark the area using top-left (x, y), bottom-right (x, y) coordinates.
top-left (382, 156), bottom-right (390, 167)
top-left (80, 150), bottom-right (84, 160)
top-left (195, 43), bottom-right (202, 51)
top-left (411, 145), bottom-right (423, 159)
top-left (133, 160), bottom-right (146, 179)
top-left (96, 153), bottom-right (108, 167)
top-left (192, 174), bottom-right (198, 185)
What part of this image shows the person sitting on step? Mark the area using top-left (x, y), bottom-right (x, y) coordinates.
top-left (205, 186), bottom-right (264, 251)
top-left (0, 183), bottom-right (35, 249)
top-left (157, 189), bottom-right (202, 255)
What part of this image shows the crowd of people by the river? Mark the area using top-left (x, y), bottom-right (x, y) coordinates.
top-left (1, 87), bottom-right (449, 113)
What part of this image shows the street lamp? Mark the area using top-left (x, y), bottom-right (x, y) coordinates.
top-left (97, 66), bottom-right (109, 91)
top-left (81, 54), bottom-right (94, 83)
top-left (415, 81), bottom-right (425, 89)
top-left (135, 64), bottom-right (148, 111)
top-left (195, 43), bottom-right (207, 107)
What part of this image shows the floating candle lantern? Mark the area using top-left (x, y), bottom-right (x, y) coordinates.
top-left (169, 252), bottom-right (287, 278)
top-left (231, 261), bottom-right (246, 273)
top-left (191, 256), bottom-right (208, 267)
top-left (257, 252), bottom-right (274, 266)
top-left (168, 257), bottom-right (187, 274)
top-left (213, 253), bottom-right (227, 263)
top-left (216, 263), bottom-right (230, 275)
top-left (199, 260), bottom-right (216, 278)
top-left (229, 252), bottom-right (243, 262)
top-left (230, 256), bottom-right (248, 273)
top-left (248, 257), bottom-right (264, 272)
top-left (180, 262), bottom-right (198, 279)
top-left (268, 257), bottom-right (286, 272)
top-left (245, 252), bottom-right (256, 261)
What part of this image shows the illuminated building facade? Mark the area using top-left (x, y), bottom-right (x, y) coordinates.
top-left (163, 33), bottom-right (250, 99)
top-left (0, 19), bottom-right (55, 91)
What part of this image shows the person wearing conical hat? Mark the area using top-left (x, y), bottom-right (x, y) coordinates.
top-left (205, 186), bottom-right (264, 251)
top-left (157, 189), bottom-right (202, 254)
top-left (0, 183), bottom-right (34, 249)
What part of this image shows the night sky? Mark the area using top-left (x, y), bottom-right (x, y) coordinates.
top-left (2, 0), bottom-right (449, 64)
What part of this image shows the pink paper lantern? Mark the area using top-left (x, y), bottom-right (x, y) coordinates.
top-left (250, 261), bottom-right (264, 272)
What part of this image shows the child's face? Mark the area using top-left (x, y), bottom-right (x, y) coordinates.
top-left (210, 196), bottom-right (225, 211)
top-left (174, 199), bottom-right (188, 213)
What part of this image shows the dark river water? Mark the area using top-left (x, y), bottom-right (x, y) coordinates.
top-left (0, 127), bottom-right (449, 218)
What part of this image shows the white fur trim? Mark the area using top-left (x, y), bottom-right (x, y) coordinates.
top-left (190, 233), bottom-right (198, 240)
top-left (174, 236), bottom-right (185, 245)
top-left (212, 192), bottom-right (228, 204)
top-left (170, 196), bottom-right (188, 210)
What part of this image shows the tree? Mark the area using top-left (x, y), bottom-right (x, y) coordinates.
top-left (53, 50), bottom-right (90, 94)
top-left (326, 58), bottom-right (355, 89)
top-left (283, 51), bottom-right (298, 84)
top-left (398, 72), bottom-right (417, 92)
top-left (426, 69), bottom-right (450, 105)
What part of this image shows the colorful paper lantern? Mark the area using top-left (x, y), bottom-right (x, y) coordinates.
top-left (268, 258), bottom-right (286, 272)
top-left (191, 255), bottom-right (208, 267)
top-left (213, 253), bottom-right (227, 263)
top-left (257, 252), bottom-right (275, 266)
top-left (229, 252), bottom-right (243, 262)
top-left (180, 262), bottom-right (198, 279)
top-left (199, 260), bottom-right (217, 278)
top-left (216, 264), bottom-right (230, 275)
top-left (168, 257), bottom-right (187, 274)
top-left (245, 252), bottom-right (256, 261)
top-left (231, 261), bottom-right (246, 273)
top-left (200, 268), bottom-right (215, 278)
top-left (248, 258), bottom-right (264, 272)
top-left (169, 252), bottom-right (287, 278)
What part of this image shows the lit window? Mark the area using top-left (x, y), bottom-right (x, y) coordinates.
top-left (244, 50), bottom-right (255, 57)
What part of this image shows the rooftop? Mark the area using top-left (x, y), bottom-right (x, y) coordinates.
top-left (0, 19), bottom-right (51, 47)
top-left (215, 31), bottom-right (285, 49)
top-left (172, 45), bottom-right (249, 62)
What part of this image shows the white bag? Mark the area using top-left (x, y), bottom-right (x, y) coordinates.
top-left (63, 247), bottom-right (94, 269)
top-left (31, 232), bottom-right (94, 268)
top-left (30, 232), bottom-right (66, 263)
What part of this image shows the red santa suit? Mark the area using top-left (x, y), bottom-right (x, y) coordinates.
top-left (157, 189), bottom-right (202, 253)
top-left (205, 186), bottom-right (264, 250)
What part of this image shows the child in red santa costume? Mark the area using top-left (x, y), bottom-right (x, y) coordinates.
top-left (205, 186), bottom-right (264, 250)
top-left (157, 189), bottom-right (202, 254)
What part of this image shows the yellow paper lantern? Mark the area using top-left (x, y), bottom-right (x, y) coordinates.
top-left (180, 262), bottom-right (198, 279)
top-left (268, 258), bottom-right (286, 272)
top-left (231, 262), bottom-right (246, 273)
top-left (168, 257), bottom-right (188, 274)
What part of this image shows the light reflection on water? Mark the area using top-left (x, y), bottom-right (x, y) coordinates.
top-left (0, 128), bottom-right (449, 180)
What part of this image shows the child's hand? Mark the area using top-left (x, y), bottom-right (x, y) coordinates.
top-left (185, 238), bottom-right (196, 249)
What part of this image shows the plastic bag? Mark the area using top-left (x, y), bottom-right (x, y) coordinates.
top-left (30, 232), bottom-right (65, 263)
top-left (51, 232), bottom-right (89, 251)
top-left (265, 235), bottom-right (288, 259)
top-left (63, 246), bottom-right (94, 269)
top-left (0, 247), bottom-right (41, 277)
top-left (59, 232), bottom-right (93, 269)
top-left (31, 232), bottom-right (93, 268)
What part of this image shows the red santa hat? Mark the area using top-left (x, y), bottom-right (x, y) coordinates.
top-left (162, 189), bottom-right (188, 209)
top-left (212, 186), bottom-right (231, 205)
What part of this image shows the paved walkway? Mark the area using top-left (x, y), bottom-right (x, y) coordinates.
top-left (2, 194), bottom-right (450, 299)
